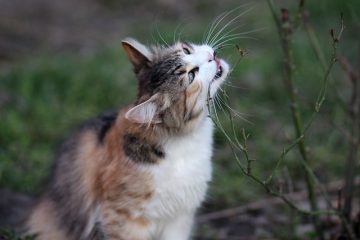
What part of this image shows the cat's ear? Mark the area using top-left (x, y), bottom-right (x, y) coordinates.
top-left (122, 38), bottom-right (152, 72)
top-left (125, 94), bottom-right (161, 124)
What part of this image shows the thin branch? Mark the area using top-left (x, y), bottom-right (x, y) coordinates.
top-left (198, 177), bottom-right (360, 223)
top-left (207, 2), bottom-right (356, 239)
top-left (339, 48), bottom-right (360, 232)
top-left (266, 3), bottom-right (324, 238)
top-left (303, 10), bottom-right (348, 113)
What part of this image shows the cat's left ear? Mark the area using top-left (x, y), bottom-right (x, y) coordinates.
top-left (122, 38), bottom-right (152, 72)
top-left (125, 94), bottom-right (161, 124)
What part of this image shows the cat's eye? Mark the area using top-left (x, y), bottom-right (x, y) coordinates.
top-left (188, 71), bottom-right (195, 83)
top-left (188, 67), bottom-right (199, 84)
top-left (183, 47), bottom-right (191, 55)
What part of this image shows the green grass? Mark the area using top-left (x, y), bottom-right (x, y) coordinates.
top-left (0, 48), bottom-right (136, 193)
top-left (0, 0), bottom-right (359, 212)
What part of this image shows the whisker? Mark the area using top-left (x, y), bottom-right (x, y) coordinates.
top-left (203, 11), bottom-right (229, 45)
top-left (217, 93), bottom-right (253, 124)
top-left (207, 88), bottom-right (241, 151)
top-left (214, 94), bottom-right (224, 113)
top-left (207, 87), bottom-right (224, 129)
top-left (210, 23), bottom-right (246, 49)
top-left (212, 28), bottom-right (265, 48)
top-left (223, 82), bottom-right (247, 89)
top-left (218, 87), bottom-right (249, 115)
top-left (211, 98), bottom-right (240, 149)
top-left (224, 54), bottom-right (241, 74)
top-left (214, 27), bottom-right (267, 49)
top-left (210, 22), bottom-right (242, 47)
top-left (209, 6), bottom-right (254, 47)
top-left (212, 101), bottom-right (226, 134)
top-left (173, 22), bottom-right (186, 43)
top-left (205, 10), bottom-right (234, 45)
top-left (228, 54), bottom-right (247, 76)
top-left (214, 94), bottom-right (232, 122)
top-left (214, 44), bottom-right (238, 52)
top-left (205, 3), bottom-right (253, 45)
top-left (228, 27), bottom-right (268, 36)
top-left (214, 36), bottom-right (258, 49)
top-left (155, 23), bottom-right (169, 47)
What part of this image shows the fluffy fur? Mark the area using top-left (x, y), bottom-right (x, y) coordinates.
top-left (1, 38), bottom-right (229, 240)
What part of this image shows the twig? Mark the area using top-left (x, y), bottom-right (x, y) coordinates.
top-left (207, 2), bottom-right (356, 239)
top-left (303, 10), bottom-right (348, 113)
top-left (339, 46), bottom-right (360, 233)
top-left (266, 2), bottom-right (324, 238)
top-left (198, 177), bottom-right (360, 223)
top-left (208, 97), bottom-right (336, 217)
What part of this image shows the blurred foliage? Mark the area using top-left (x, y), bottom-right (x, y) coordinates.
top-left (0, 48), bottom-right (136, 193)
top-left (0, 0), bottom-right (359, 217)
top-left (0, 229), bottom-right (36, 240)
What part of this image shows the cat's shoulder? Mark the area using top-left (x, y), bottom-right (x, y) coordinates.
top-left (81, 110), bottom-right (119, 143)
top-left (54, 110), bottom-right (119, 159)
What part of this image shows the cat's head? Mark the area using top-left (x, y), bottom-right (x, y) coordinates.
top-left (122, 38), bottom-right (229, 132)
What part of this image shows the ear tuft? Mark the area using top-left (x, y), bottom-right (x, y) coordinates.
top-left (125, 95), bottom-right (160, 124)
top-left (122, 38), bottom-right (152, 72)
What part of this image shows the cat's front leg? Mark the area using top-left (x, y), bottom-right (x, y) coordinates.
top-left (101, 204), bottom-right (151, 240)
top-left (160, 212), bottom-right (195, 240)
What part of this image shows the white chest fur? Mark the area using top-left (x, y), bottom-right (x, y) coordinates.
top-left (144, 118), bottom-right (214, 220)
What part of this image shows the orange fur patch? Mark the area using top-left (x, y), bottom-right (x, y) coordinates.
top-left (78, 131), bottom-right (104, 204)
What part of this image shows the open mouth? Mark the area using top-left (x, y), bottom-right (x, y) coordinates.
top-left (213, 66), bottom-right (223, 81)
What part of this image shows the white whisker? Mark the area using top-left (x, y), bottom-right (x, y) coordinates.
top-left (211, 100), bottom-right (225, 133)
top-left (217, 94), bottom-right (253, 124)
top-left (212, 28), bottom-right (264, 48)
top-left (223, 82), bottom-right (247, 89)
top-left (173, 22), bottom-right (185, 43)
top-left (209, 7), bottom-right (254, 47)
top-left (204, 3), bottom-right (253, 45)
top-left (205, 10), bottom-right (234, 45)
top-left (155, 24), bottom-right (169, 47)
top-left (214, 44), bottom-right (237, 50)
top-left (210, 23), bottom-right (245, 49)
top-left (203, 11), bottom-right (229, 45)
top-left (214, 36), bottom-right (258, 50)
top-left (214, 94), bottom-right (232, 122)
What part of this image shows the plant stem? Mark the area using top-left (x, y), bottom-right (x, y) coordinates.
top-left (303, 11), bottom-right (348, 113)
top-left (341, 46), bottom-right (360, 232)
top-left (265, 1), bottom-right (324, 238)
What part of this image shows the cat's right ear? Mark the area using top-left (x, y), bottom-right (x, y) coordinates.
top-left (125, 94), bottom-right (161, 124)
top-left (122, 38), bottom-right (152, 72)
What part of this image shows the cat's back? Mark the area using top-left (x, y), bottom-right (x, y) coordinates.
top-left (27, 110), bottom-right (120, 240)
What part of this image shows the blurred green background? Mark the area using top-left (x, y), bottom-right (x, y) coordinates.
top-left (0, 0), bottom-right (359, 238)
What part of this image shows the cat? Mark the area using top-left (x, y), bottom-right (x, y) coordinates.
top-left (1, 38), bottom-right (229, 240)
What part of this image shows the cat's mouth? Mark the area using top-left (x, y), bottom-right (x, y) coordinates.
top-left (211, 65), bottom-right (223, 84)
top-left (214, 66), bottom-right (223, 79)
top-left (211, 58), bottom-right (224, 82)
